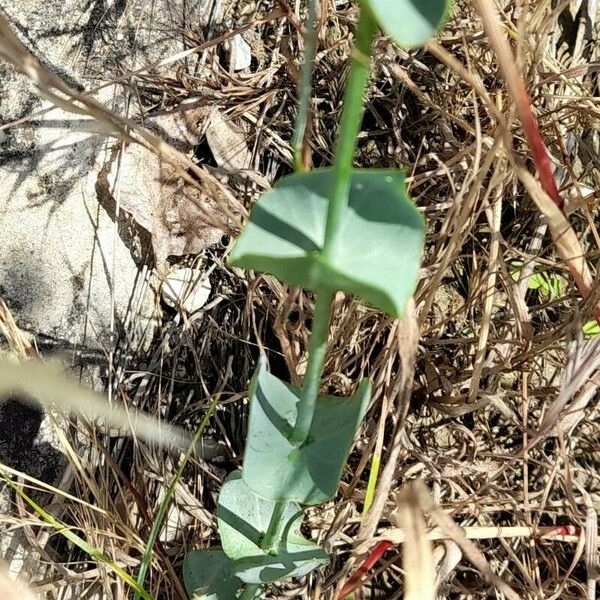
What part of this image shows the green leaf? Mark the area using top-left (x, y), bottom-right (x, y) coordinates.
top-left (583, 319), bottom-right (600, 338)
top-left (528, 271), bottom-right (565, 300)
top-left (242, 357), bottom-right (371, 505)
top-left (229, 169), bottom-right (424, 318)
top-left (361, 0), bottom-right (451, 48)
top-left (509, 260), bottom-right (523, 282)
top-left (182, 549), bottom-right (242, 600)
top-left (218, 471), bottom-right (328, 584)
top-left (527, 272), bottom-right (545, 291)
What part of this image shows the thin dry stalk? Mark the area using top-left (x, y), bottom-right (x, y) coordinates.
top-left (393, 484), bottom-right (436, 600)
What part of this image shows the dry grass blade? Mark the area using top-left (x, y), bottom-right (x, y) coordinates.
top-left (472, 0), bottom-right (562, 209)
top-left (364, 525), bottom-right (587, 546)
top-left (357, 300), bottom-right (419, 542)
top-left (0, 359), bottom-right (191, 452)
top-left (518, 168), bottom-right (599, 320)
top-left (415, 481), bottom-right (521, 600)
top-left (539, 333), bottom-right (600, 437)
top-left (582, 490), bottom-right (599, 599)
top-left (392, 483), bottom-right (435, 600)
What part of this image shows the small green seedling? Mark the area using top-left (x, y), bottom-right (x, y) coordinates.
top-left (185, 1), bottom-right (451, 597)
top-left (527, 271), bottom-right (565, 301)
top-left (582, 319), bottom-right (600, 338)
top-left (509, 260), bottom-right (566, 301)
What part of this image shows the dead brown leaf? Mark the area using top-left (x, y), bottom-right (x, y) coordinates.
top-left (98, 108), bottom-right (224, 266)
top-left (206, 108), bottom-right (252, 171)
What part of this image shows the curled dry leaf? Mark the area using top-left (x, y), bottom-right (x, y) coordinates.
top-left (206, 108), bottom-right (252, 171)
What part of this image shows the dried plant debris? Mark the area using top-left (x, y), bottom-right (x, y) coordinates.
top-left (1, 1), bottom-right (600, 599)
top-left (99, 142), bottom-right (223, 266)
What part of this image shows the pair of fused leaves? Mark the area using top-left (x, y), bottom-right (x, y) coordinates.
top-left (229, 169), bottom-right (424, 318)
top-left (182, 356), bottom-right (370, 599)
top-left (183, 471), bottom-right (328, 599)
top-left (243, 357), bottom-right (371, 504)
top-left (362, 0), bottom-right (451, 47)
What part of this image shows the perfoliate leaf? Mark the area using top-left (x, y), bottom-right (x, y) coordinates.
top-left (229, 169), bottom-right (424, 318)
top-left (242, 356), bottom-right (370, 505)
top-left (183, 549), bottom-right (242, 600)
top-left (361, 0), bottom-right (451, 48)
top-left (217, 471), bottom-right (328, 584)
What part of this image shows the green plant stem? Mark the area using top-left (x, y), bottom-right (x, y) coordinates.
top-left (291, 0), bottom-right (318, 171)
top-left (290, 7), bottom-right (377, 445)
top-left (290, 289), bottom-right (333, 444)
top-left (261, 501), bottom-right (287, 553)
top-left (238, 502), bottom-right (286, 599)
top-left (240, 583), bottom-right (261, 600)
top-left (133, 399), bottom-right (218, 600)
top-left (322, 7), bottom-right (377, 257)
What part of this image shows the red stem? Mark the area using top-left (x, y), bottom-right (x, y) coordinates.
top-left (337, 540), bottom-right (393, 599)
top-left (514, 78), bottom-right (563, 211)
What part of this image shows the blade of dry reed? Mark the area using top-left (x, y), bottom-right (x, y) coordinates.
top-left (361, 525), bottom-right (586, 546)
top-left (583, 492), bottom-right (599, 600)
top-left (0, 359), bottom-right (191, 452)
top-left (414, 480), bottom-right (521, 600)
top-left (472, 0), bottom-right (562, 209)
top-left (392, 484), bottom-right (435, 600)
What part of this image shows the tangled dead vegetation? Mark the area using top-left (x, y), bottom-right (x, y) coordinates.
top-left (1, 0), bottom-right (600, 598)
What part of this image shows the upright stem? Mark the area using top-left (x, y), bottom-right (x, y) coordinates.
top-left (292, 0), bottom-right (319, 172)
top-left (238, 501), bottom-right (286, 599)
top-left (290, 290), bottom-right (334, 444)
top-left (322, 8), bottom-right (377, 257)
top-left (261, 501), bottom-right (286, 553)
top-left (290, 7), bottom-right (377, 445)
top-left (239, 583), bottom-right (260, 600)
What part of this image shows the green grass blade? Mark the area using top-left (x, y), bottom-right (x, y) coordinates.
top-left (133, 397), bottom-right (219, 600)
top-left (362, 451), bottom-right (381, 515)
top-left (0, 471), bottom-right (153, 600)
